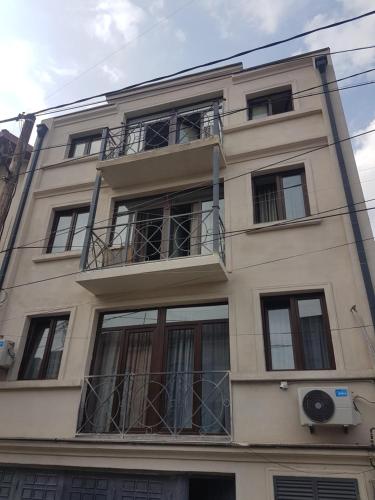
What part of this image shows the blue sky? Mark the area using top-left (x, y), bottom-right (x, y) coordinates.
top-left (1, 0), bottom-right (374, 229)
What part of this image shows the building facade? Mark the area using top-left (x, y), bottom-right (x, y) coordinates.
top-left (0, 49), bottom-right (374, 499)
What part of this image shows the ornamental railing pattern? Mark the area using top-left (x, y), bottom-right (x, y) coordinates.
top-left (77, 371), bottom-right (231, 438)
top-left (84, 209), bottom-right (225, 271)
top-left (100, 101), bottom-right (222, 160)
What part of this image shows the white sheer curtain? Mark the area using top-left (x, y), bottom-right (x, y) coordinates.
top-left (120, 331), bottom-right (152, 430)
top-left (201, 323), bottom-right (230, 434)
top-left (298, 299), bottom-right (330, 369)
top-left (88, 331), bottom-right (122, 433)
top-left (165, 328), bottom-right (194, 431)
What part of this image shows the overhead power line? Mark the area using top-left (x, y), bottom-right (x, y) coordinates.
top-left (1, 12), bottom-right (375, 125)
top-left (5, 65), bottom-right (375, 166)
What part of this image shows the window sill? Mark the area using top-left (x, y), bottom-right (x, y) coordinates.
top-left (246, 217), bottom-right (322, 234)
top-left (0, 379), bottom-right (82, 390)
top-left (223, 108), bottom-right (321, 135)
top-left (41, 153), bottom-right (99, 170)
top-left (230, 371), bottom-right (375, 383)
top-left (33, 251), bottom-right (81, 263)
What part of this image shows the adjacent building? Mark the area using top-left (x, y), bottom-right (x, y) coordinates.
top-left (0, 49), bottom-right (374, 499)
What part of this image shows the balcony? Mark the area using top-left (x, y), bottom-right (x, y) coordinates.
top-left (77, 371), bottom-right (231, 440)
top-left (97, 101), bottom-right (226, 189)
top-left (77, 208), bottom-right (227, 295)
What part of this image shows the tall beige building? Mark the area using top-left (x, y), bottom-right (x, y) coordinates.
top-left (0, 49), bottom-right (374, 499)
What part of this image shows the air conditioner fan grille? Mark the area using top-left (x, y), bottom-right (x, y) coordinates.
top-left (302, 390), bottom-right (335, 423)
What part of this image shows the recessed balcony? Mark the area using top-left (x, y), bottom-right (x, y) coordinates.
top-left (76, 208), bottom-right (227, 296)
top-left (97, 101), bottom-right (226, 189)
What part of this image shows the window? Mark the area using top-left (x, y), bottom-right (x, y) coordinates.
top-left (81, 304), bottom-right (230, 434)
top-left (274, 476), bottom-right (359, 500)
top-left (262, 293), bottom-right (334, 371)
top-left (253, 168), bottom-right (309, 223)
top-left (248, 88), bottom-right (293, 120)
top-left (124, 101), bottom-right (219, 154)
top-left (19, 316), bottom-right (69, 380)
top-left (109, 187), bottom-right (224, 260)
top-left (47, 207), bottom-right (89, 253)
top-left (69, 134), bottom-right (102, 158)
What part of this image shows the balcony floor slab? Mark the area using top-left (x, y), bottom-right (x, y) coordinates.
top-left (76, 253), bottom-right (228, 296)
top-left (98, 136), bottom-right (226, 189)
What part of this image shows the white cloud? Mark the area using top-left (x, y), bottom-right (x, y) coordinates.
top-left (302, 0), bottom-right (375, 73)
top-left (0, 39), bottom-right (46, 135)
top-left (203, 0), bottom-right (296, 37)
top-left (175, 28), bottom-right (186, 43)
top-left (101, 64), bottom-right (124, 83)
top-left (91, 0), bottom-right (145, 44)
top-left (353, 117), bottom-right (375, 236)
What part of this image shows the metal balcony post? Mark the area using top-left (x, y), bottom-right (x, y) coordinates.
top-left (79, 127), bottom-right (107, 271)
top-left (212, 100), bottom-right (220, 254)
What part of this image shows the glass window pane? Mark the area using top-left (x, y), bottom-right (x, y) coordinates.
top-left (201, 322), bottom-right (230, 433)
top-left (282, 174), bottom-right (306, 219)
top-left (21, 322), bottom-right (50, 380)
top-left (165, 328), bottom-right (194, 430)
top-left (71, 141), bottom-right (86, 157)
top-left (298, 298), bottom-right (330, 369)
top-left (251, 102), bottom-right (269, 119)
top-left (268, 308), bottom-right (295, 370)
top-left (166, 304), bottom-right (228, 323)
top-left (177, 113), bottom-right (201, 144)
top-left (89, 138), bottom-right (101, 155)
top-left (112, 213), bottom-right (130, 246)
top-left (45, 319), bottom-right (68, 379)
top-left (51, 215), bottom-right (72, 253)
top-left (254, 180), bottom-right (278, 223)
top-left (71, 211), bottom-right (89, 250)
top-left (144, 120), bottom-right (169, 150)
top-left (102, 310), bottom-right (158, 329)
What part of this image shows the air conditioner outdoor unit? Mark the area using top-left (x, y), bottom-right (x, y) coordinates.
top-left (298, 387), bottom-right (361, 429)
top-left (0, 339), bottom-right (15, 369)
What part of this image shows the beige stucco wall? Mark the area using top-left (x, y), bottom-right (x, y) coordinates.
top-left (0, 52), bottom-right (374, 496)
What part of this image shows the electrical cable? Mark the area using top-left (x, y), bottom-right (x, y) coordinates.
top-left (1, 15), bottom-right (375, 124)
top-left (6, 126), bottom-right (375, 254)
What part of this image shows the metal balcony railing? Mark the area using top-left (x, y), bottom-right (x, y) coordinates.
top-left (100, 101), bottom-right (223, 161)
top-left (84, 209), bottom-right (225, 271)
top-left (77, 371), bottom-right (231, 438)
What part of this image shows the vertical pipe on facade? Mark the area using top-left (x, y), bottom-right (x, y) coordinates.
top-left (79, 127), bottom-right (108, 271)
top-left (212, 100), bottom-right (221, 254)
top-left (315, 55), bottom-right (375, 329)
top-left (0, 123), bottom-right (48, 291)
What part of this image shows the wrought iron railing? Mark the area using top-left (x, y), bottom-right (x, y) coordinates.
top-left (100, 101), bottom-right (223, 160)
top-left (77, 371), bottom-right (231, 438)
top-left (84, 209), bottom-right (225, 271)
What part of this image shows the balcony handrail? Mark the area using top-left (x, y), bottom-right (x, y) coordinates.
top-left (77, 370), bottom-right (231, 439)
top-left (100, 100), bottom-right (223, 161)
top-left (93, 208), bottom-right (216, 231)
top-left (84, 208), bottom-right (225, 271)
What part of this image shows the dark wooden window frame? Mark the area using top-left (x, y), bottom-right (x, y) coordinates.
top-left (19, 315), bottom-right (70, 380)
top-left (68, 133), bottom-right (102, 158)
top-left (109, 187), bottom-right (224, 255)
top-left (261, 292), bottom-right (335, 371)
top-left (248, 88), bottom-right (293, 120)
top-left (89, 304), bottom-right (229, 434)
top-left (252, 167), bottom-right (310, 223)
top-left (47, 206), bottom-right (89, 253)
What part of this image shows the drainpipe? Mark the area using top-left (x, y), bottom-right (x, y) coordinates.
top-left (315, 55), bottom-right (375, 329)
top-left (0, 123), bottom-right (48, 291)
top-left (79, 127), bottom-right (107, 271)
top-left (212, 100), bottom-right (221, 254)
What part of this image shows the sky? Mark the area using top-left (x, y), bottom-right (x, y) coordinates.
top-left (1, 0), bottom-right (374, 231)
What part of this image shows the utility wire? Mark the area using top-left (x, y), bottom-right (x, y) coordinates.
top-left (4, 68), bottom-right (375, 168)
top-left (1, 12), bottom-right (375, 124)
top-left (6, 127), bottom-right (375, 253)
